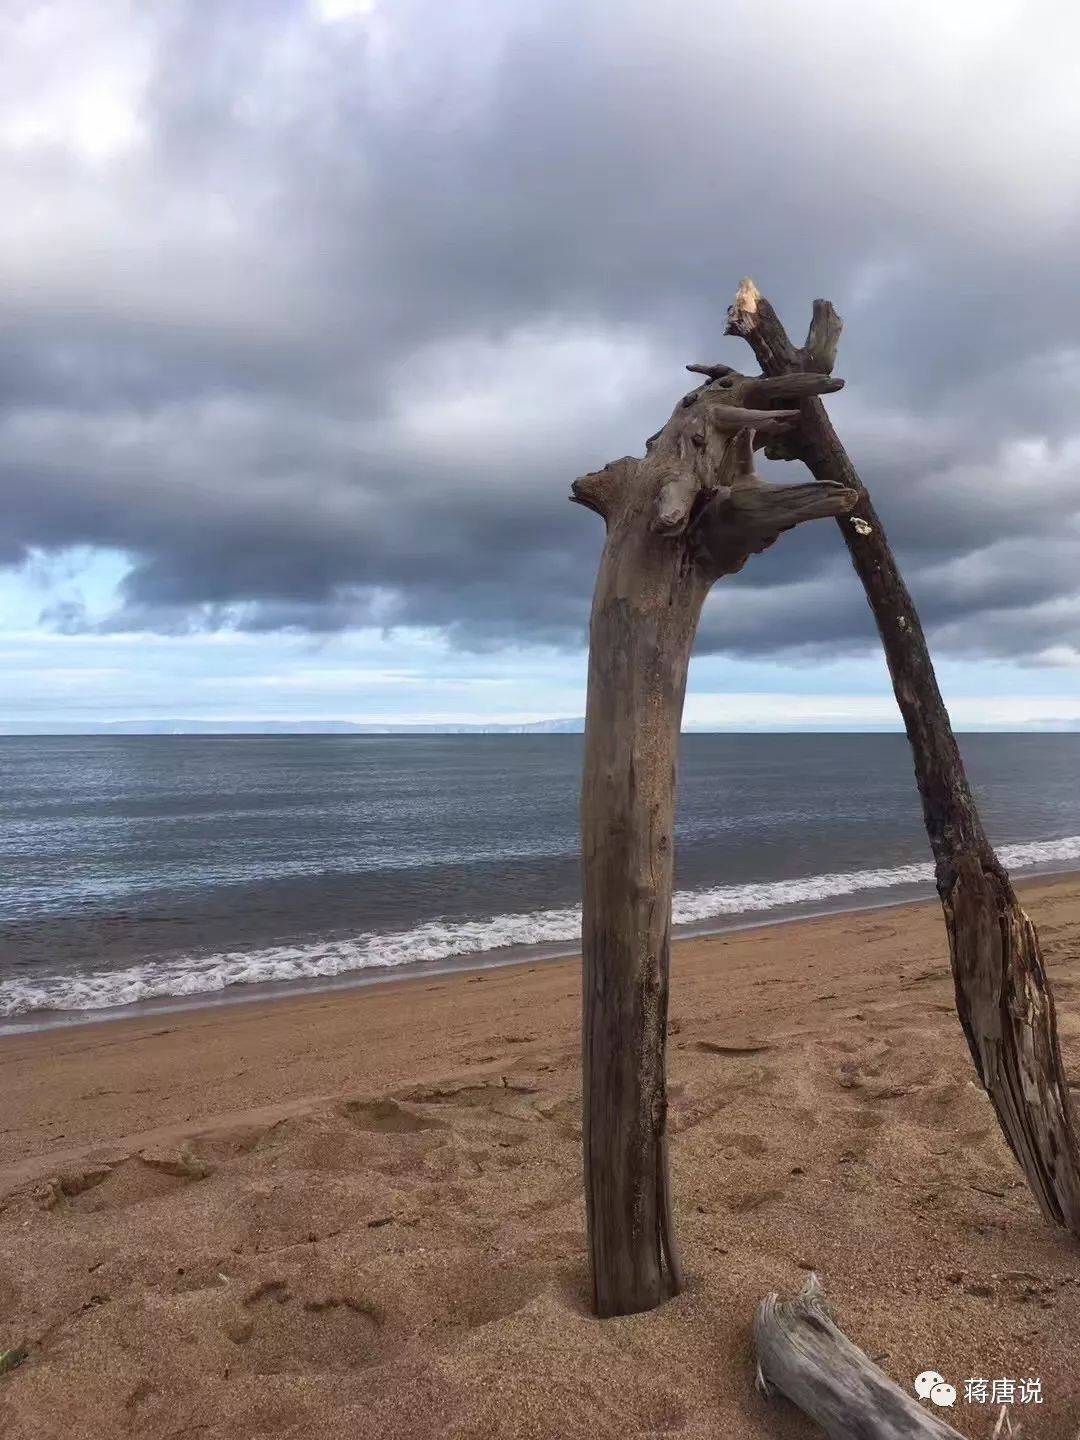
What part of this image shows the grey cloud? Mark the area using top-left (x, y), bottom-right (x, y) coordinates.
top-left (3, 0), bottom-right (1080, 663)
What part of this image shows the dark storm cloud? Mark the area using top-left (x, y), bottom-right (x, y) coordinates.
top-left (3, 0), bottom-right (1080, 663)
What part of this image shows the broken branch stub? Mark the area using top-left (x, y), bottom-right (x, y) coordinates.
top-left (572, 362), bottom-right (854, 1318)
top-left (726, 277), bottom-right (1080, 1235)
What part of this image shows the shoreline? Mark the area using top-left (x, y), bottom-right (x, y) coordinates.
top-left (5, 861), bottom-right (1080, 1038)
top-left (4, 869), bottom-right (1080, 1169)
top-left (2, 870), bottom-right (1079, 1436)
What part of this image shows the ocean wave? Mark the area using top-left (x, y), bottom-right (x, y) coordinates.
top-left (3, 833), bottom-right (1079, 1018)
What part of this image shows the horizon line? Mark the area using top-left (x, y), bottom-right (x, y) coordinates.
top-left (2, 725), bottom-right (1078, 737)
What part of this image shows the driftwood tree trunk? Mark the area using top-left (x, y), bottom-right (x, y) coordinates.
top-left (572, 365), bottom-right (856, 1316)
top-left (755, 1277), bottom-right (964, 1439)
top-left (727, 278), bottom-right (1080, 1233)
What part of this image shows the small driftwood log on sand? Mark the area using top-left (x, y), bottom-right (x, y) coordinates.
top-left (571, 363), bottom-right (856, 1317)
top-left (755, 1277), bottom-right (963, 1440)
top-left (726, 279), bottom-right (1080, 1237)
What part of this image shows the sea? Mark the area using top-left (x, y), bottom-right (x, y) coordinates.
top-left (2, 733), bottom-right (1079, 1031)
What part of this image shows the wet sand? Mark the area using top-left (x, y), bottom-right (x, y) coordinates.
top-left (3, 875), bottom-right (1080, 1438)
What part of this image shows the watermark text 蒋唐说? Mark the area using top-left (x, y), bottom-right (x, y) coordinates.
top-left (914, 1371), bottom-right (1043, 1409)
top-left (963, 1378), bottom-right (1042, 1406)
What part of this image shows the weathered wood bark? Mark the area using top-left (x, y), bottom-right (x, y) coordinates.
top-left (726, 278), bottom-right (1080, 1232)
top-left (755, 1277), bottom-right (964, 1439)
top-left (573, 371), bottom-right (856, 1316)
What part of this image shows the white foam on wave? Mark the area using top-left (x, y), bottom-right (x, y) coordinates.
top-left (4, 834), bottom-right (1080, 1019)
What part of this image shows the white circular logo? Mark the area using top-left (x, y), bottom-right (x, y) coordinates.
top-left (929, 1383), bottom-right (956, 1408)
top-left (914, 1371), bottom-right (945, 1400)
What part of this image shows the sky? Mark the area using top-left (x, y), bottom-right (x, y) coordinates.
top-left (3, 0), bottom-right (1080, 730)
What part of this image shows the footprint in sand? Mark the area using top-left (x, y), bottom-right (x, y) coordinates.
top-left (36, 1148), bottom-right (212, 1215)
top-left (726, 1185), bottom-right (785, 1214)
top-left (339, 1099), bottom-right (446, 1134)
top-left (398, 1081), bottom-right (539, 1107)
top-left (224, 1279), bottom-right (388, 1374)
top-left (717, 1132), bottom-right (767, 1157)
top-left (694, 1040), bottom-right (773, 1057)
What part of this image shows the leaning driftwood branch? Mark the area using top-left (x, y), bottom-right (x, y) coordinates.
top-left (755, 1277), bottom-right (964, 1439)
top-left (573, 363), bottom-right (855, 1317)
top-left (727, 278), bottom-right (1080, 1233)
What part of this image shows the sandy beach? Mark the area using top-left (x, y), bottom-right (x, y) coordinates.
top-left (3, 876), bottom-right (1080, 1438)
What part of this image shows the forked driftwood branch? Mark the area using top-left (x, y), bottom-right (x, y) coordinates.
top-left (726, 278), bottom-right (1080, 1233)
top-left (572, 363), bottom-right (856, 1316)
top-left (755, 1277), bottom-right (964, 1439)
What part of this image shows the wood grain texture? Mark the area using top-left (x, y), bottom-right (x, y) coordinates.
top-left (727, 278), bottom-right (1080, 1234)
top-left (580, 516), bottom-right (704, 1315)
top-left (755, 1277), bottom-right (964, 1439)
top-left (573, 363), bottom-right (854, 1316)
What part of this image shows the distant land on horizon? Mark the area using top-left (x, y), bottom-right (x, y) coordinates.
top-left (4, 718), bottom-right (1080, 736)
top-left (0, 718), bottom-right (586, 736)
